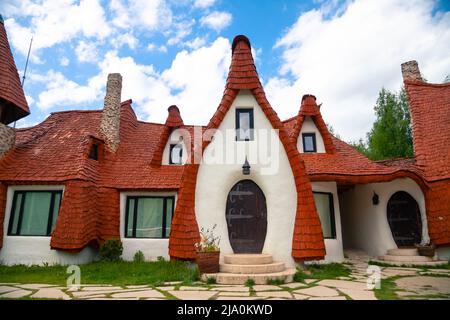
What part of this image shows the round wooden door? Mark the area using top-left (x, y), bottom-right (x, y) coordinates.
top-left (387, 191), bottom-right (422, 247)
top-left (226, 180), bottom-right (267, 253)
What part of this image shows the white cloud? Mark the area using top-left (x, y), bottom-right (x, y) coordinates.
top-left (200, 11), bottom-right (232, 32)
top-left (193, 0), bottom-right (216, 9)
top-left (3, 0), bottom-right (110, 60)
top-left (113, 33), bottom-right (139, 49)
top-left (60, 56), bottom-right (70, 66)
top-left (147, 43), bottom-right (168, 53)
top-left (30, 70), bottom-right (101, 110)
top-left (110, 0), bottom-right (172, 31)
top-left (167, 19), bottom-right (195, 46)
top-left (75, 41), bottom-right (99, 63)
top-left (183, 36), bottom-right (207, 50)
top-left (267, 0), bottom-right (450, 141)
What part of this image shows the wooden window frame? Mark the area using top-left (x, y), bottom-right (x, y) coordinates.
top-left (302, 132), bottom-right (317, 153)
top-left (235, 108), bottom-right (254, 141)
top-left (124, 196), bottom-right (175, 239)
top-left (7, 190), bottom-right (63, 237)
top-left (313, 191), bottom-right (337, 239)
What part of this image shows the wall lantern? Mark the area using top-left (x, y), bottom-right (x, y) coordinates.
top-left (372, 192), bottom-right (379, 205)
top-left (242, 156), bottom-right (251, 175)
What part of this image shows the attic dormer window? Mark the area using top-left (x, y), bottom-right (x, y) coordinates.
top-left (89, 143), bottom-right (99, 160)
top-left (236, 108), bottom-right (254, 141)
top-left (302, 133), bottom-right (317, 153)
top-left (169, 144), bottom-right (183, 165)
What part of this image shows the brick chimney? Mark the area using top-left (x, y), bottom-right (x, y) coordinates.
top-left (100, 73), bottom-right (122, 152)
top-left (401, 60), bottom-right (423, 82)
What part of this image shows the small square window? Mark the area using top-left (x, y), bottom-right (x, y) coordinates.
top-left (89, 144), bottom-right (99, 160)
top-left (302, 133), bottom-right (317, 152)
top-left (236, 109), bottom-right (254, 141)
top-left (169, 144), bottom-right (183, 164)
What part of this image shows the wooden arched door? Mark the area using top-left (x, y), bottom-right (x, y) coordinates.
top-left (226, 180), bottom-right (267, 253)
top-left (387, 191), bottom-right (422, 247)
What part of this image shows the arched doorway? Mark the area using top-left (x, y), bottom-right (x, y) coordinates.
top-left (226, 180), bottom-right (267, 253)
top-left (387, 191), bottom-right (422, 247)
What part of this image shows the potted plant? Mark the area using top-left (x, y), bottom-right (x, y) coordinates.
top-left (195, 224), bottom-right (221, 274)
top-left (415, 241), bottom-right (436, 257)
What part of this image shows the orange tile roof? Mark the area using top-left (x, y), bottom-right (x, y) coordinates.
top-left (168, 35), bottom-right (325, 261)
top-left (0, 16), bottom-right (29, 124)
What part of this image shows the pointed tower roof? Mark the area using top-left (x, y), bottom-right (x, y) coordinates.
top-left (169, 35), bottom-right (325, 261)
top-left (0, 14), bottom-right (29, 124)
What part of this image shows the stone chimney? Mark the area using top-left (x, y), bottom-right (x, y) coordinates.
top-left (401, 60), bottom-right (423, 82)
top-left (0, 123), bottom-right (15, 157)
top-left (100, 73), bottom-right (122, 152)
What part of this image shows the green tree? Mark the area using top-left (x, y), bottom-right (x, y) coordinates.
top-left (350, 87), bottom-right (413, 160)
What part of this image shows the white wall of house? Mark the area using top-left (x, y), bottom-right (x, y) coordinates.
top-left (436, 247), bottom-right (450, 261)
top-left (162, 129), bottom-right (188, 165)
top-left (195, 90), bottom-right (299, 267)
top-left (311, 181), bottom-right (344, 262)
top-left (0, 185), bottom-right (97, 266)
top-left (119, 191), bottom-right (177, 261)
top-left (297, 116), bottom-right (326, 153)
top-left (339, 177), bottom-right (429, 258)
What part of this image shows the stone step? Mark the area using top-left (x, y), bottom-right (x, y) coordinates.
top-left (371, 259), bottom-right (448, 267)
top-left (380, 254), bottom-right (433, 263)
top-left (223, 254), bottom-right (273, 265)
top-left (202, 268), bottom-right (296, 285)
top-left (220, 262), bottom-right (285, 274)
top-left (387, 248), bottom-right (419, 256)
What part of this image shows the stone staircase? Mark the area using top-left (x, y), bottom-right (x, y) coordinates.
top-left (377, 248), bottom-right (448, 266)
top-left (201, 254), bottom-right (296, 285)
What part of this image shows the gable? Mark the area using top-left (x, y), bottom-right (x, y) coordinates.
top-left (297, 116), bottom-right (326, 153)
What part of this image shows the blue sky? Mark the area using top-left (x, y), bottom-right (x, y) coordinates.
top-left (1, 0), bottom-right (449, 141)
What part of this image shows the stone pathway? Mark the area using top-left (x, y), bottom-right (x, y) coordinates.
top-left (0, 250), bottom-right (448, 300)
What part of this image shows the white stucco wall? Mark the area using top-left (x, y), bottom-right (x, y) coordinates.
top-left (0, 185), bottom-right (97, 266)
top-left (297, 116), bottom-right (326, 153)
top-left (339, 178), bottom-right (429, 258)
top-left (119, 191), bottom-right (177, 261)
top-left (162, 129), bottom-right (188, 165)
top-left (436, 247), bottom-right (450, 261)
top-left (311, 182), bottom-right (344, 262)
top-left (195, 90), bottom-right (299, 267)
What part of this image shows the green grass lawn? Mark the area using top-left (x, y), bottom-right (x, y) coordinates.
top-left (0, 260), bottom-right (199, 286)
top-left (294, 263), bottom-right (351, 282)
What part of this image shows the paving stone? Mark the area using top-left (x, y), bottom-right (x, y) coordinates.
top-left (318, 279), bottom-right (370, 291)
top-left (293, 293), bottom-right (309, 300)
top-left (178, 286), bottom-right (209, 291)
top-left (88, 297), bottom-right (138, 300)
top-left (168, 290), bottom-right (218, 300)
top-left (1, 289), bottom-right (32, 298)
top-left (71, 288), bottom-right (145, 297)
top-left (255, 291), bottom-right (293, 299)
top-left (252, 285), bottom-right (282, 292)
top-left (303, 279), bottom-right (318, 284)
top-left (0, 283), bottom-right (19, 285)
top-left (31, 288), bottom-right (70, 300)
top-left (16, 284), bottom-right (58, 290)
top-left (213, 286), bottom-right (249, 292)
top-left (395, 276), bottom-right (450, 296)
top-left (215, 296), bottom-right (259, 300)
top-left (126, 285), bottom-right (150, 289)
top-left (0, 286), bottom-right (19, 294)
top-left (74, 294), bottom-right (107, 299)
top-left (294, 286), bottom-right (340, 297)
top-left (309, 296), bottom-right (347, 300)
top-left (339, 288), bottom-right (377, 300)
top-left (156, 286), bottom-right (176, 291)
top-left (218, 291), bottom-right (249, 297)
top-left (111, 290), bottom-right (165, 299)
top-left (164, 281), bottom-right (182, 285)
top-left (280, 282), bottom-right (307, 289)
top-left (82, 286), bottom-right (123, 291)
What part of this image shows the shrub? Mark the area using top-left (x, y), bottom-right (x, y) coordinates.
top-left (245, 278), bottom-right (255, 287)
top-left (206, 276), bottom-right (217, 285)
top-left (157, 256), bottom-right (166, 262)
top-left (99, 239), bottom-right (123, 262)
top-left (133, 250), bottom-right (145, 263)
top-left (266, 278), bottom-right (285, 285)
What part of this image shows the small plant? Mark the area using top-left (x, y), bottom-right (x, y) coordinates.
top-left (195, 224), bottom-right (221, 252)
top-left (157, 256), bottom-right (166, 262)
top-left (99, 238), bottom-right (123, 262)
top-left (266, 278), bottom-right (285, 285)
top-left (245, 278), bottom-right (255, 287)
top-left (133, 250), bottom-right (145, 263)
top-left (206, 276), bottom-right (217, 284)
